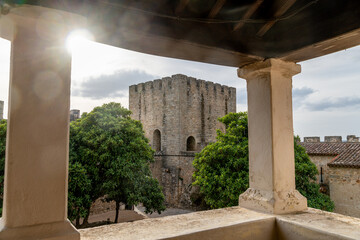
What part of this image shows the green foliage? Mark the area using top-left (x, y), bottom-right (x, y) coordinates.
top-left (0, 103), bottom-right (165, 224)
top-left (69, 102), bottom-right (165, 224)
top-left (193, 112), bottom-right (334, 211)
top-left (0, 120), bottom-right (6, 216)
top-left (193, 112), bottom-right (249, 209)
top-left (68, 162), bottom-right (92, 225)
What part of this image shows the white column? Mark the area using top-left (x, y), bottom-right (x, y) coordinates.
top-left (238, 58), bottom-right (307, 214)
top-left (0, 6), bottom-right (83, 239)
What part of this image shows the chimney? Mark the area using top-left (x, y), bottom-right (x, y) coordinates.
top-left (304, 137), bottom-right (320, 143)
top-left (70, 109), bottom-right (80, 122)
top-left (324, 136), bottom-right (342, 142)
top-left (347, 135), bottom-right (359, 142)
top-left (0, 101), bottom-right (4, 120)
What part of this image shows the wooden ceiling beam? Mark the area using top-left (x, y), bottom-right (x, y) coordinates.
top-left (257, 0), bottom-right (297, 37)
top-left (208, 0), bottom-right (226, 18)
top-left (175, 0), bottom-right (190, 15)
top-left (233, 0), bottom-right (264, 31)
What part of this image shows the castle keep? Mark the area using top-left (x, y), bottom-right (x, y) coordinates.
top-left (129, 74), bottom-right (236, 208)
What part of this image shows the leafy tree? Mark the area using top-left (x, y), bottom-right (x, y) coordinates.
top-left (69, 102), bottom-right (165, 224)
top-left (68, 161), bottom-right (92, 227)
top-left (193, 112), bottom-right (334, 211)
top-left (0, 120), bottom-right (6, 216)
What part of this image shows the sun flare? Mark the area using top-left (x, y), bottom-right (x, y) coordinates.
top-left (66, 29), bottom-right (94, 54)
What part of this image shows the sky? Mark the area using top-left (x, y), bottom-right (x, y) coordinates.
top-left (0, 33), bottom-right (360, 141)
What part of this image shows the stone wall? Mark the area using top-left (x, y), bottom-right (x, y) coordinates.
top-left (151, 155), bottom-right (197, 209)
top-left (324, 136), bottom-right (342, 142)
top-left (70, 109), bottom-right (80, 122)
top-left (328, 167), bottom-right (360, 218)
top-left (129, 74), bottom-right (236, 154)
top-left (0, 101), bottom-right (3, 120)
top-left (347, 135), bottom-right (360, 142)
top-left (308, 155), bottom-right (334, 185)
top-left (129, 74), bottom-right (236, 208)
top-left (304, 137), bottom-right (320, 143)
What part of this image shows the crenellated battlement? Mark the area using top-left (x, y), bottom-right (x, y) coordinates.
top-left (129, 74), bottom-right (236, 97)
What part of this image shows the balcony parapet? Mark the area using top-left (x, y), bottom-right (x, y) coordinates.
top-left (79, 207), bottom-right (360, 240)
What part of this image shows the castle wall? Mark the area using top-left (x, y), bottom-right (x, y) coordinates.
top-left (328, 167), bottom-right (360, 218)
top-left (180, 76), bottom-right (236, 151)
top-left (150, 155), bottom-right (196, 208)
top-left (130, 77), bottom-right (182, 155)
top-left (70, 109), bottom-right (80, 122)
top-left (129, 74), bottom-right (236, 208)
top-left (308, 155), bottom-right (334, 185)
top-left (129, 74), bottom-right (236, 155)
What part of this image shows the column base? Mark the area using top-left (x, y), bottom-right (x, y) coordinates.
top-left (0, 219), bottom-right (80, 240)
top-left (239, 188), bottom-right (307, 214)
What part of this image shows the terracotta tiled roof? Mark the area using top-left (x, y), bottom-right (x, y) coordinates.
top-left (300, 142), bottom-right (360, 168)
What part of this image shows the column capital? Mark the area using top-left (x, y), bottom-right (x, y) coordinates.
top-left (237, 58), bottom-right (301, 80)
top-left (0, 4), bottom-right (85, 41)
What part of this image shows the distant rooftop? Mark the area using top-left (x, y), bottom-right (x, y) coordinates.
top-left (301, 136), bottom-right (360, 168)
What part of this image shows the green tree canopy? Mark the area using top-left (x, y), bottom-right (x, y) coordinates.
top-left (68, 161), bottom-right (92, 227)
top-left (0, 120), bottom-right (6, 215)
top-left (193, 112), bottom-right (334, 211)
top-left (69, 102), bottom-right (165, 225)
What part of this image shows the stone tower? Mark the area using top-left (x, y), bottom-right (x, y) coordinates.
top-left (129, 74), bottom-right (236, 208)
top-left (0, 101), bottom-right (4, 120)
top-left (70, 109), bottom-right (80, 122)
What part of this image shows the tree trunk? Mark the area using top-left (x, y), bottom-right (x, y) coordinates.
top-left (115, 201), bottom-right (120, 223)
top-left (82, 206), bottom-right (91, 227)
top-left (125, 204), bottom-right (133, 210)
top-left (75, 215), bottom-right (80, 228)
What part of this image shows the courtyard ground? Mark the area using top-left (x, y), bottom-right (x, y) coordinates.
top-left (80, 206), bottom-right (194, 228)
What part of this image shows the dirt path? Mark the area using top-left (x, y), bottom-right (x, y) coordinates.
top-left (136, 206), bottom-right (193, 218)
top-left (85, 206), bottom-right (194, 227)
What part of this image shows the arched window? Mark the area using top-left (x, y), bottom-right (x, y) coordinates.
top-left (186, 136), bottom-right (196, 151)
top-left (153, 129), bottom-right (161, 152)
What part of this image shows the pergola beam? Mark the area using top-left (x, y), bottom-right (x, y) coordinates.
top-left (256, 0), bottom-right (297, 37)
top-left (175, 0), bottom-right (190, 15)
top-left (208, 0), bottom-right (226, 18)
top-left (233, 0), bottom-right (263, 31)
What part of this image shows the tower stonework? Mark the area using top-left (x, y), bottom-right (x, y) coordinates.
top-left (0, 101), bottom-right (4, 120)
top-left (70, 109), bottom-right (81, 122)
top-left (129, 74), bottom-right (236, 208)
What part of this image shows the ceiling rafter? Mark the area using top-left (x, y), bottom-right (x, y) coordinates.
top-left (208, 0), bottom-right (226, 18)
top-left (256, 0), bottom-right (297, 37)
top-left (233, 0), bottom-right (264, 31)
top-left (175, 0), bottom-right (190, 15)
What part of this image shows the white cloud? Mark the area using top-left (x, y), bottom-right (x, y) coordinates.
top-left (73, 70), bottom-right (158, 99)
